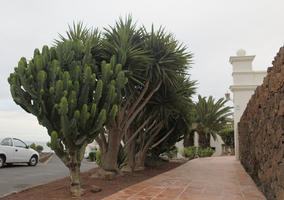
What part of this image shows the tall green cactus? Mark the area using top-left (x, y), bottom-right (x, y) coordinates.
top-left (8, 25), bottom-right (127, 197)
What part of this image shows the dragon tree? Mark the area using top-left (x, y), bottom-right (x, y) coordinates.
top-left (94, 16), bottom-right (193, 174)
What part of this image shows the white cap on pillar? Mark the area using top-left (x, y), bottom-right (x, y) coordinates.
top-left (229, 49), bottom-right (255, 72)
top-left (236, 49), bottom-right (246, 56)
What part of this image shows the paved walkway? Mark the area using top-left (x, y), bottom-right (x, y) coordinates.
top-left (103, 156), bottom-right (266, 200)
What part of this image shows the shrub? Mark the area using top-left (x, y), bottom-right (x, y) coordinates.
top-left (218, 128), bottom-right (234, 149)
top-left (30, 143), bottom-right (44, 153)
top-left (95, 151), bottom-right (102, 166)
top-left (89, 152), bottom-right (96, 161)
top-left (198, 147), bottom-right (215, 157)
top-left (30, 143), bottom-right (36, 151)
top-left (36, 145), bottom-right (44, 153)
top-left (165, 146), bottom-right (178, 159)
top-left (183, 146), bottom-right (197, 159)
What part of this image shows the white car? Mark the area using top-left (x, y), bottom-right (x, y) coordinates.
top-left (0, 137), bottom-right (39, 168)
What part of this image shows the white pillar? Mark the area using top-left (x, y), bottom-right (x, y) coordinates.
top-left (229, 49), bottom-right (266, 160)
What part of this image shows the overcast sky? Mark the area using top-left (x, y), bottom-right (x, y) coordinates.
top-left (0, 0), bottom-right (283, 142)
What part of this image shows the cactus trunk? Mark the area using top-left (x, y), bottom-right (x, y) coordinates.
top-left (68, 151), bottom-right (82, 197)
top-left (69, 167), bottom-right (81, 197)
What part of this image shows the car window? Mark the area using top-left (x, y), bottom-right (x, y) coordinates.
top-left (13, 139), bottom-right (27, 148)
top-left (0, 138), bottom-right (12, 146)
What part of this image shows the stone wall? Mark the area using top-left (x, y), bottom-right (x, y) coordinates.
top-left (238, 46), bottom-right (284, 200)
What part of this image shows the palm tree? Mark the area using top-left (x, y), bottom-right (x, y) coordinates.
top-left (193, 95), bottom-right (232, 149)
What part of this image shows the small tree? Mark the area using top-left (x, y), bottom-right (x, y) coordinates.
top-left (194, 95), bottom-right (232, 149)
top-left (8, 24), bottom-right (127, 197)
top-left (218, 127), bottom-right (234, 153)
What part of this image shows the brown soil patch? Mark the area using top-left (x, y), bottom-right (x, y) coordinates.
top-left (39, 153), bottom-right (54, 163)
top-left (2, 160), bottom-right (183, 200)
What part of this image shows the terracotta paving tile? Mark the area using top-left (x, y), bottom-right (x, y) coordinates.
top-left (178, 193), bottom-right (222, 200)
top-left (136, 186), bottom-right (165, 197)
top-left (221, 194), bottom-right (244, 200)
top-left (183, 188), bottom-right (204, 195)
top-left (103, 156), bottom-right (267, 200)
top-left (128, 196), bottom-right (153, 200)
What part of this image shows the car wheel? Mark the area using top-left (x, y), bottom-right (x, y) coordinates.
top-left (0, 156), bottom-right (5, 168)
top-left (28, 155), bottom-right (38, 166)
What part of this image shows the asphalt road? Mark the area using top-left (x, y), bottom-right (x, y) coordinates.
top-left (0, 155), bottom-right (96, 198)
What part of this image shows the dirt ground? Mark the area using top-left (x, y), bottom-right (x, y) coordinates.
top-left (39, 153), bottom-right (54, 163)
top-left (2, 160), bottom-right (183, 200)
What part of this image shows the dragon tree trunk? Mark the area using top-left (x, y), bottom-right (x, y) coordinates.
top-left (122, 140), bottom-right (136, 172)
top-left (101, 128), bottom-right (121, 172)
top-left (135, 150), bottom-right (147, 171)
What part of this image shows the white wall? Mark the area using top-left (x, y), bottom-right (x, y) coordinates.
top-left (229, 50), bottom-right (267, 159)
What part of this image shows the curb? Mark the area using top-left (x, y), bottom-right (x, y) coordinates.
top-left (0, 185), bottom-right (42, 199)
top-left (42, 153), bottom-right (54, 165)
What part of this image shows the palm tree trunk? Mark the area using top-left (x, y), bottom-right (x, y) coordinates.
top-left (198, 132), bottom-right (210, 149)
top-left (184, 131), bottom-right (194, 147)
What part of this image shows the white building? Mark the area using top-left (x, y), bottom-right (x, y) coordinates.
top-left (229, 49), bottom-right (267, 159)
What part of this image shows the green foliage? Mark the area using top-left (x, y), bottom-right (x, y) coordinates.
top-left (147, 76), bottom-right (196, 160)
top-left (36, 145), bottom-right (44, 153)
top-left (198, 147), bottom-right (215, 157)
top-left (183, 146), bottom-right (215, 159)
top-left (183, 146), bottom-right (197, 159)
top-left (29, 143), bottom-right (36, 151)
top-left (99, 16), bottom-right (195, 171)
top-left (165, 146), bottom-right (178, 159)
top-left (9, 17), bottom-right (196, 183)
top-left (89, 152), bottom-right (96, 161)
top-left (30, 143), bottom-right (43, 153)
top-left (218, 128), bottom-right (234, 148)
top-left (95, 151), bottom-right (102, 166)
